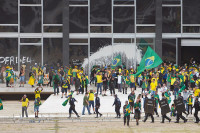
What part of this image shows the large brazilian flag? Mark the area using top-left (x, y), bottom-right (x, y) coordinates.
top-left (136, 46), bottom-right (163, 76)
top-left (111, 55), bottom-right (122, 69)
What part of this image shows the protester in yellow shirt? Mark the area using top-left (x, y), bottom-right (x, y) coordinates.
top-left (150, 79), bottom-right (157, 95)
top-left (96, 72), bottom-right (103, 94)
top-left (89, 90), bottom-right (95, 113)
top-left (20, 95), bottom-right (29, 117)
top-left (35, 86), bottom-right (43, 99)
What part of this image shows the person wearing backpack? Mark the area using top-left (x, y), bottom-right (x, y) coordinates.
top-left (113, 94), bottom-right (121, 118)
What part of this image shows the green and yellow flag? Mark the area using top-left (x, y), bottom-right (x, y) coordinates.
top-left (111, 55), bottom-right (122, 69)
top-left (0, 99), bottom-right (3, 110)
top-left (125, 104), bottom-right (131, 116)
top-left (136, 46), bottom-right (163, 75)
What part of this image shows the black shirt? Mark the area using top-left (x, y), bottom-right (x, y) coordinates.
top-left (69, 98), bottom-right (77, 106)
top-left (102, 76), bottom-right (108, 85)
top-left (95, 97), bottom-right (100, 106)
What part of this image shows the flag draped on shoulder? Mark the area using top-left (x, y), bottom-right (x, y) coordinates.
top-left (62, 91), bottom-right (74, 106)
top-left (136, 46), bottom-right (163, 76)
top-left (111, 55), bottom-right (122, 69)
top-left (125, 104), bottom-right (131, 116)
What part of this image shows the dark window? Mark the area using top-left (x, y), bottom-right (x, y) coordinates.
top-left (69, 0), bottom-right (88, 5)
top-left (90, 38), bottom-right (112, 55)
top-left (183, 0), bottom-right (200, 24)
top-left (136, 0), bottom-right (155, 24)
top-left (20, 38), bottom-right (41, 43)
top-left (137, 26), bottom-right (155, 33)
top-left (69, 45), bottom-right (88, 67)
top-left (90, 26), bottom-right (111, 33)
top-left (114, 38), bottom-right (132, 43)
top-left (162, 7), bottom-right (181, 33)
top-left (162, 39), bottom-right (176, 64)
top-left (43, 38), bottom-right (63, 66)
top-left (69, 7), bottom-right (88, 33)
top-left (0, 26), bottom-right (18, 32)
top-left (20, 6), bottom-right (41, 33)
top-left (0, 0), bottom-right (18, 24)
top-left (20, 0), bottom-right (41, 4)
top-left (0, 38), bottom-right (18, 69)
top-left (70, 39), bottom-right (88, 43)
top-left (90, 0), bottom-right (111, 24)
top-left (114, 0), bottom-right (134, 5)
top-left (162, 0), bottom-right (180, 4)
top-left (183, 26), bottom-right (200, 33)
top-left (43, 0), bottom-right (63, 24)
top-left (44, 26), bottom-right (62, 32)
top-left (114, 7), bottom-right (134, 33)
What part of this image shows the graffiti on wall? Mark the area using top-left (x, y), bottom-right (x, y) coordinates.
top-left (0, 56), bottom-right (34, 65)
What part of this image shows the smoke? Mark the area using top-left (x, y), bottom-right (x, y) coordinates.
top-left (82, 44), bottom-right (142, 69)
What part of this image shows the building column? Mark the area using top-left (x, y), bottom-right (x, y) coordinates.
top-left (155, 0), bottom-right (162, 58)
top-left (62, 0), bottom-right (69, 66)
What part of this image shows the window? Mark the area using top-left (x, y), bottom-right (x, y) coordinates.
top-left (20, 0), bottom-right (41, 4)
top-left (90, 0), bottom-right (111, 24)
top-left (20, 6), bottom-right (41, 33)
top-left (0, 0), bottom-right (18, 24)
top-left (114, 7), bottom-right (134, 33)
top-left (90, 38), bottom-right (112, 54)
top-left (69, 7), bottom-right (88, 33)
top-left (162, 39), bottom-right (176, 64)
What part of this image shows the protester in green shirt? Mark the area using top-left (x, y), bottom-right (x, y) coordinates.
top-left (82, 93), bottom-right (91, 115)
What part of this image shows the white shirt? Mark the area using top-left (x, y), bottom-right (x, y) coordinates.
top-left (118, 75), bottom-right (122, 84)
top-left (160, 86), bottom-right (167, 93)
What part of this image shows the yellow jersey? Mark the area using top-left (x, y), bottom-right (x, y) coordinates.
top-left (22, 98), bottom-right (29, 107)
top-left (96, 75), bottom-right (102, 83)
top-left (89, 92), bottom-right (94, 101)
top-left (35, 90), bottom-right (41, 99)
top-left (150, 82), bottom-right (157, 91)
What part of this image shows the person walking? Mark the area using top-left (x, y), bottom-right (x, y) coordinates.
top-left (20, 95), bottom-right (29, 117)
top-left (68, 95), bottom-right (80, 118)
top-left (193, 98), bottom-right (200, 123)
top-left (123, 101), bottom-right (130, 126)
top-left (113, 94), bottom-right (121, 118)
top-left (134, 99), bottom-right (141, 125)
top-left (82, 93), bottom-right (91, 115)
top-left (95, 93), bottom-right (102, 118)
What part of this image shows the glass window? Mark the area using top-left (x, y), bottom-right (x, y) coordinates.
top-left (162, 0), bottom-right (180, 4)
top-left (69, 45), bottom-right (88, 67)
top-left (162, 7), bottom-right (181, 33)
top-left (114, 7), bottom-right (134, 33)
top-left (20, 0), bottom-right (41, 4)
top-left (0, 38), bottom-right (18, 70)
top-left (0, 26), bottom-right (18, 32)
top-left (0, 0), bottom-right (18, 24)
top-left (114, 38), bottom-right (132, 43)
top-left (20, 6), bottom-right (41, 33)
top-left (183, 0), bottom-right (200, 24)
top-left (90, 38), bottom-right (112, 55)
top-left (43, 38), bottom-right (63, 66)
top-left (20, 45), bottom-right (41, 77)
top-left (90, 26), bottom-right (111, 33)
top-left (162, 39), bottom-right (176, 64)
top-left (136, 0), bottom-right (155, 24)
top-left (70, 39), bottom-right (88, 43)
top-left (137, 26), bottom-right (155, 33)
top-left (183, 26), bottom-right (200, 33)
top-left (69, 7), bottom-right (88, 33)
top-left (90, 0), bottom-right (111, 24)
top-left (20, 38), bottom-right (41, 43)
top-left (44, 26), bottom-right (62, 32)
top-left (114, 0), bottom-right (134, 5)
top-left (69, 0), bottom-right (88, 5)
top-left (43, 0), bottom-right (63, 24)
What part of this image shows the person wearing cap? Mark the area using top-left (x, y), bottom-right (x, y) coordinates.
top-left (193, 98), bottom-right (200, 123)
top-left (95, 93), bottom-right (102, 118)
top-left (20, 94), bottom-right (29, 117)
top-left (187, 94), bottom-right (193, 115)
top-left (123, 101), bottom-right (130, 126)
top-left (68, 95), bottom-right (80, 118)
top-left (112, 94), bottom-right (121, 118)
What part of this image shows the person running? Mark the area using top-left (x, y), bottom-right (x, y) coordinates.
top-left (68, 94), bottom-right (80, 118)
top-left (82, 93), bottom-right (91, 115)
top-left (143, 97), bottom-right (155, 123)
top-left (95, 93), bottom-right (102, 118)
top-left (123, 101), bottom-right (130, 126)
top-left (20, 95), bottom-right (29, 117)
top-left (128, 91), bottom-right (135, 114)
top-left (113, 94), bottom-right (121, 118)
top-left (134, 99), bottom-right (141, 125)
top-left (34, 97), bottom-right (41, 118)
top-left (193, 98), bottom-right (200, 123)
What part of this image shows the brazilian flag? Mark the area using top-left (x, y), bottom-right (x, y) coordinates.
top-left (111, 55), bottom-right (122, 69)
top-left (136, 46), bottom-right (163, 76)
top-left (0, 99), bottom-right (3, 110)
top-left (62, 91), bottom-right (74, 106)
top-left (125, 104), bottom-right (131, 116)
